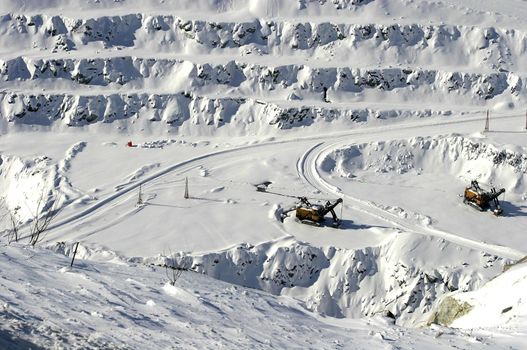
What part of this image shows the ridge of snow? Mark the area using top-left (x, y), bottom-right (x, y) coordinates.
top-left (3, 241), bottom-right (517, 349)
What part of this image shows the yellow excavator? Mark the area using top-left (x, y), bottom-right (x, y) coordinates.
top-left (295, 197), bottom-right (343, 227)
top-left (463, 180), bottom-right (505, 216)
top-left (254, 182), bottom-right (344, 228)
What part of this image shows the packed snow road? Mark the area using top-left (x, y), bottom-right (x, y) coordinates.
top-left (18, 111), bottom-right (524, 258)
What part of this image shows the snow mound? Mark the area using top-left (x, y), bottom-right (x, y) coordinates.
top-left (322, 135), bottom-right (527, 194)
top-left (0, 142), bottom-right (90, 223)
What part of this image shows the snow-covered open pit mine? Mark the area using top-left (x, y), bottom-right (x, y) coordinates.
top-left (1, 0), bottom-right (527, 348)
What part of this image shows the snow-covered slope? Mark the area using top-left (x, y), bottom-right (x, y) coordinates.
top-left (4, 242), bottom-right (523, 349)
top-left (451, 260), bottom-right (527, 330)
top-left (152, 231), bottom-right (508, 327)
top-left (2, 0), bottom-right (527, 134)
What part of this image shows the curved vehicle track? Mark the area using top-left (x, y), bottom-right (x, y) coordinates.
top-left (43, 113), bottom-right (526, 260)
top-left (297, 140), bottom-right (525, 260)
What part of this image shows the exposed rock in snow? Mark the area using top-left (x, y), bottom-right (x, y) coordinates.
top-left (0, 57), bottom-right (517, 98)
top-left (1, 91), bottom-right (458, 131)
top-left (429, 296), bottom-right (473, 326)
top-left (2, 10), bottom-right (527, 132)
top-left (437, 259), bottom-right (527, 330)
top-left (1, 13), bottom-right (526, 72)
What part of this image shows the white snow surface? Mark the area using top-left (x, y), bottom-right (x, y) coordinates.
top-left (1, 0), bottom-right (527, 348)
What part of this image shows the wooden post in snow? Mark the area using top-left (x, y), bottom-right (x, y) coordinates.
top-left (70, 242), bottom-right (80, 268)
top-left (137, 184), bottom-right (143, 205)
top-left (184, 177), bottom-right (189, 199)
top-left (484, 110), bottom-right (490, 132)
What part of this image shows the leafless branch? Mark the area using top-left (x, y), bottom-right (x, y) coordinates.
top-left (8, 213), bottom-right (20, 243)
top-left (164, 249), bottom-right (187, 286)
top-left (0, 199), bottom-right (19, 244)
top-left (165, 265), bottom-right (184, 286)
top-left (28, 192), bottom-right (62, 247)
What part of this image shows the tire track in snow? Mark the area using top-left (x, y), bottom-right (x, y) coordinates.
top-left (44, 138), bottom-right (304, 239)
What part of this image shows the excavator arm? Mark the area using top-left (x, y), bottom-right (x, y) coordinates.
top-left (320, 198), bottom-right (343, 216)
top-left (489, 188), bottom-right (506, 201)
top-left (320, 198), bottom-right (343, 227)
top-left (489, 188), bottom-right (506, 215)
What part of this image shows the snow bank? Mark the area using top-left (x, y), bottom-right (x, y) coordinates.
top-left (0, 242), bottom-right (395, 349)
top-left (2, 240), bottom-right (506, 349)
top-left (0, 141), bottom-right (89, 223)
top-left (0, 154), bottom-right (53, 222)
top-left (2, 13), bottom-right (527, 71)
top-left (322, 135), bottom-right (527, 194)
top-left (0, 57), bottom-right (518, 100)
top-left (0, 90), bottom-right (478, 134)
top-left (149, 232), bottom-right (509, 327)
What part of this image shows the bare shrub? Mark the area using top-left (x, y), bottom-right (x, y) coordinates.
top-left (28, 193), bottom-right (61, 246)
top-left (164, 250), bottom-right (188, 286)
top-left (0, 199), bottom-right (19, 244)
top-left (7, 213), bottom-right (20, 243)
top-left (166, 265), bottom-right (185, 286)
